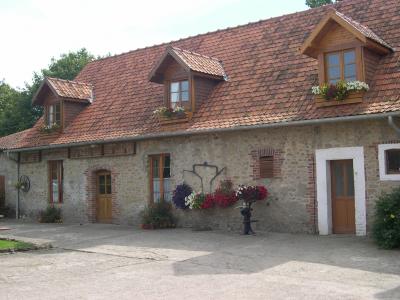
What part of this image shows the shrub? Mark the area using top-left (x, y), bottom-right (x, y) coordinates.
top-left (373, 187), bottom-right (400, 249)
top-left (140, 202), bottom-right (176, 229)
top-left (0, 206), bottom-right (15, 218)
top-left (172, 183), bottom-right (193, 209)
top-left (39, 206), bottom-right (62, 223)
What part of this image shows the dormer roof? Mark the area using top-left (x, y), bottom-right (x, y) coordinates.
top-left (32, 77), bottom-right (93, 105)
top-left (149, 46), bottom-right (226, 83)
top-left (300, 8), bottom-right (393, 58)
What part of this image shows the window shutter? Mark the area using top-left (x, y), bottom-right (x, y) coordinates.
top-left (260, 156), bottom-right (273, 178)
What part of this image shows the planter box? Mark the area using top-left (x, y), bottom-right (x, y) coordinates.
top-left (315, 91), bottom-right (364, 108)
top-left (159, 112), bottom-right (193, 125)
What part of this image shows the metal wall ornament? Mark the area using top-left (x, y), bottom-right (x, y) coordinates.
top-left (18, 175), bottom-right (31, 193)
top-left (182, 161), bottom-right (226, 193)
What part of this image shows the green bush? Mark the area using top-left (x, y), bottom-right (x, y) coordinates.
top-left (39, 206), bottom-right (62, 223)
top-left (373, 187), bottom-right (400, 249)
top-left (140, 202), bottom-right (176, 229)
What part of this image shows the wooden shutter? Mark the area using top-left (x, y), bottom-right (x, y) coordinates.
top-left (260, 156), bottom-right (274, 178)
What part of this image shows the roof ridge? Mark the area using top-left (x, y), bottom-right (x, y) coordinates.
top-left (85, 3), bottom-right (335, 66)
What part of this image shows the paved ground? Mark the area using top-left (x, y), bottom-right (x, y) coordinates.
top-left (0, 220), bottom-right (399, 300)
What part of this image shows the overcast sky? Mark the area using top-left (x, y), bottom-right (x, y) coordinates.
top-left (0, 0), bottom-right (308, 89)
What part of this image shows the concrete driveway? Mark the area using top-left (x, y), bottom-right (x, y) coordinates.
top-left (0, 220), bottom-right (399, 300)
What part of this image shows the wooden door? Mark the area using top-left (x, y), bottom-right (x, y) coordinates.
top-left (0, 175), bottom-right (4, 209)
top-left (96, 172), bottom-right (112, 223)
top-left (331, 160), bottom-right (355, 234)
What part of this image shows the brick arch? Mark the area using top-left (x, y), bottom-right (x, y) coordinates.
top-left (84, 165), bottom-right (120, 223)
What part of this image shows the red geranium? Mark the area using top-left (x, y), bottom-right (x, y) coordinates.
top-left (201, 194), bottom-right (215, 209)
top-left (256, 186), bottom-right (268, 201)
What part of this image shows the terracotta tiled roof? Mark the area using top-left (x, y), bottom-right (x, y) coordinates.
top-left (46, 77), bottom-right (93, 102)
top-left (334, 9), bottom-right (393, 50)
top-left (0, 129), bottom-right (32, 150)
top-left (170, 47), bottom-right (226, 78)
top-left (3, 0), bottom-right (400, 150)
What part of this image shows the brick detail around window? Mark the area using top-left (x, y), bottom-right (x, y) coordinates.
top-left (84, 165), bottom-right (120, 223)
top-left (306, 154), bottom-right (317, 233)
top-left (250, 148), bottom-right (283, 180)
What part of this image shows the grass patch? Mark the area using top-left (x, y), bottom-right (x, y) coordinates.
top-left (0, 239), bottom-right (35, 251)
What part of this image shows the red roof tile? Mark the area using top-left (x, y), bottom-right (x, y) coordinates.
top-left (0, 129), bottom-right (32, 150)
top-left (2, 0), bottom-right (400, 150)
top-left (333, 9), bottom-right (393, 50)
top-left (170, 47), bottom-right (226, 78)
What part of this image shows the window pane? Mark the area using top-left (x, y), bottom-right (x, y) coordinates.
top-left (333, 162), bottom-right (344, 197)
top-left (171, 82), bottom-right (179, 93)
top-left (99, 184), bottom-right (106, 194)
top-left (52, 179), bottom-right (59, 203)
top-left (328, 66), bottom-right (340, 80)
top-left (344, 64), bottom-right (356, 81)
top-left (181, 81), bottom-right (189, 91)
top-left (153, 179), bottom-right (161, 202)
top-left (327, 53), bottom-right (340, 66)
top-left (181, 91), bottom-right (189, 101)
top-left (163, 178), bottom-right (172, 202)
top-left (163, 155), bottom-right (170, 178)
top-left (106, 175), bottom-right (112, 194)
top-left (99, 175), bottom-right (105, 186)
top-left (387, 149), bottom-right (400, 174)
top-left (171, 92), bottom-right (179, 103)
top-left (344, 51), bottom-right (356, 64)
top-left (152, 158), bottom-right (159, 178)
top-left (346, 163), bottom-right (354, 197)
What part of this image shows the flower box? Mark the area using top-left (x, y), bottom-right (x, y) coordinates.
top-left (312, 81), bottom-right (368, 108)
top-left (315, 91), bottom-right (365, 108)
top-left (158, 112), bottom-right (193, 125)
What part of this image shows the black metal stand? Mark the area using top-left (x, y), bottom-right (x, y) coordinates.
top-left (240, 201), bottom-right (256, 235)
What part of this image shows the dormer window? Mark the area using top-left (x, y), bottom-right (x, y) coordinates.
top-left (326, 49), bottom-right (356, 84)
top-left (46, 103), bottom-right (61, 126)
top-left (170, 80), bottom-right (189, 110)
top-left (149, 46), bottom-right (226, 124)
top-left (300, 8), bottom-right (393, 108)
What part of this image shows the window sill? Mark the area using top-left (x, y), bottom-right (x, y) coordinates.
top-left (158, 112), bottom-right (193, 125)
top-left (315, 91), bottom-right (364, 108)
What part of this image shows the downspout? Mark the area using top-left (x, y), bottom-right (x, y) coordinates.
top-left (388, 116), bottom-right (400, 137)
top-left (16, 153), bottom-right (20, 219)
top-left (6, 151), bottom-right (20, 219)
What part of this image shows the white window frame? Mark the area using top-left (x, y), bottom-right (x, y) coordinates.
top-left (378, 143), bottom-right (400, 181)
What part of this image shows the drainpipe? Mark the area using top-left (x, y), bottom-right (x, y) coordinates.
top-left (16, 153), bottom-right (20, 219)
top-left (388, 116), bottom-right (400, 137)
top-left (6, 151), bottom-right (20, 219)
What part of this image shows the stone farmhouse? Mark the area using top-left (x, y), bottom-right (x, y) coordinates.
top-left (1, 0), bottom-right (400, 235)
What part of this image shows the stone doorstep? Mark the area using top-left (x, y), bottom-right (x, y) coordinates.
top-left (0, 234), bottom-right (53, 251)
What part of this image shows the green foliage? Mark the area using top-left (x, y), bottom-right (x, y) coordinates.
top-left (140, 202), bottom-right (176, 229)
top-left (0, 48), bottom-right (95, 137)
top-left (373, 187), bottom-right (400, 249)
top-left (39, 206), bottom-right (62, 223)
top-left (306, 0), bottom-right (333, 8)
top-left (0, 239), bottom-right (35, 251)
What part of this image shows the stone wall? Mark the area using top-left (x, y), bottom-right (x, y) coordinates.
top-left (0, 152), bottom-right (18, 216)
top-left (1, 119), bottom-right (399, 233)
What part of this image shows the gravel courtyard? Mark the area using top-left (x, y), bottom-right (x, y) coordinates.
top-left (0, 221), bottom-right (399, 300)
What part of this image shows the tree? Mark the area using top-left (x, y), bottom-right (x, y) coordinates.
top-left (306, 0), bottom-right (334, 8)
top-left (0, 48), bottom-right (95, 137)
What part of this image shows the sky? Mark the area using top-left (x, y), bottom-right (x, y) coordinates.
top-left (0, 0), bottom-right (308, 89)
